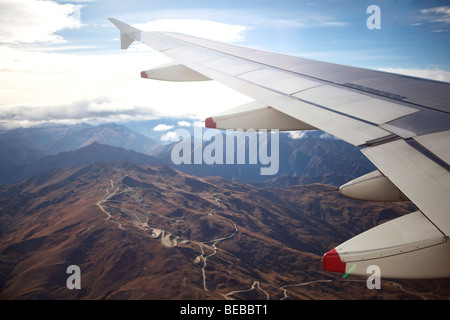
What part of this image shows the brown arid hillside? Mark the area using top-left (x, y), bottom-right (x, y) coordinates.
top-left (0, 161), bottom-right (449, 300)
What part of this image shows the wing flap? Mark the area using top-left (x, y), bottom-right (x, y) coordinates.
top-left (323, 211), bottom-right (450, 279)
top-left (165, 45), bottom-right (223, 63)
top-left (203, 56), bottom-right (265, 77)
top-left (413, 130), bottom-right (450, 166)
top-left (362, 139), bottom-right (450, 236)
top-left (238, 67), bottom-right (321, 95)
top-left (293, 84), bottom-right (419, 125)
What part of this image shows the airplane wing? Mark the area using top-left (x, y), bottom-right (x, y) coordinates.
top-left (109, 18), bottom-right (450, 279)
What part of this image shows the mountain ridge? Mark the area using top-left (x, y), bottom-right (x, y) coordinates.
top-left (1, 142), bottom-right (161, 184)
top-left (0, 122), bottom-right (376, 187)
top-left (2, 122), bottom-right (448, 300)
top-left (152, 131), bottom-right (376, 186)
top-left (1, 161), bottom-right (449, 300)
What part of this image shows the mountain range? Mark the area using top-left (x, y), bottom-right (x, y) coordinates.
top-left (0, 122), bottom-right (158, 184)
top-left (1, 121), bottom-right (449, 300)
top-left (154, 131), bottom-right (375, 186)
top-left (0, 121), bottom-right (375, 187)
top-left (1, 161), bottom-right (449, 300)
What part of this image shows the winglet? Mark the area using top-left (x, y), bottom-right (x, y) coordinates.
top-left (108, 18), bottom-right (141, 50)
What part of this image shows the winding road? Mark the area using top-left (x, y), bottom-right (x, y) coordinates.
top-left (97, 178), bottom-right (439, 300)
top-left (97, 179), bottom-right (239, 293)
top-left (196, 222), bottom-right (238, 291)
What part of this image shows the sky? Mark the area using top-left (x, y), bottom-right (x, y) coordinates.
top-left (0, 0), bottom-right (449, 132)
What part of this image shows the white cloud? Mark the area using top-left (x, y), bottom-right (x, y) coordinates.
top-left (134, 19), bottom-right (251, 43)
top-left (0, 35), bottom-right (251, 128)
top-left (288, 131), bottom-right (307, 139)
top-left (153, 124), bottom-right (174, 131)
top-left (0, 0), bottom-right (83, 44)
top-left (0, 45), bottom-right (167, 104)
top-left (420, 6), bottom-right (450, 25)
top-left (177, 121), bottom-right (191, 127)
top-left (0, 97), bottom-right (159, 127)
top-left (160, 131), bottom-right (180, 142)
top-left (321, 21), bottom-right (348, 27)
top-left (259, 19), bottom-right (305, 29)
top-left (378, 67), bottom-right (450, 82)
top-left (251, 14), bottom-right (348, 30)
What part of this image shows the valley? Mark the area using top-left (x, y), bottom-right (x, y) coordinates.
top-left (1, 161), bottom-right (444, 299)
top-left (0, 122), bottom-right (449, 300)
top-left (96, 176), bottom-right (239, 293)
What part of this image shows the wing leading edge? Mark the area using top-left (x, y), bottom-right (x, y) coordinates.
top-left (109, 19), bottom-right (450, 279)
